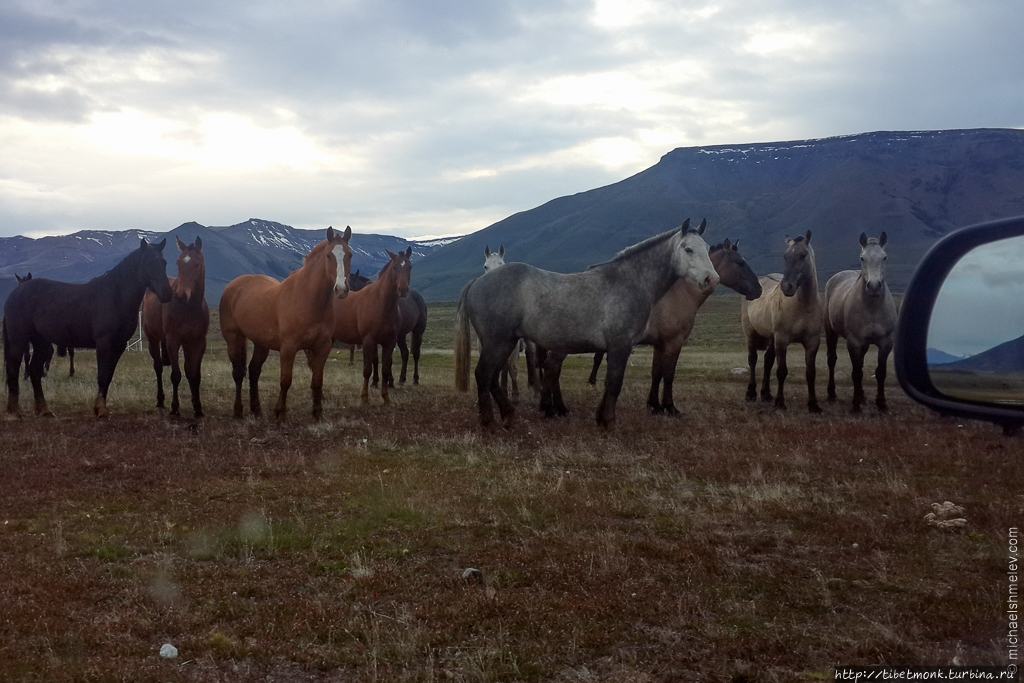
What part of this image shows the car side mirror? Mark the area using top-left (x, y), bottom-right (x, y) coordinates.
top-left (895, 215), bottom-right (1024, 435)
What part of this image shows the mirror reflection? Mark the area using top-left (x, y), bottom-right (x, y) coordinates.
top-left (928, 235), bottom-right (1024, 405)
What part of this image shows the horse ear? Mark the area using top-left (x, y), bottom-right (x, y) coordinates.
top-left (354, 269), bottom-right (360, 277)
top-left (804, 230), bottom-right (812, 244)
top-left (697, 218), bottom-right (707, 235)
top-left (859, 232), bottom-right (868, 248)
top-left (498, 244), bottom-right (504, 257)
top-left (405, 246), bottom-right (412, 258)
top-left (879, 232), bottom-right (887, 248)
top-left (155, 238), bottom-right (167, 252)
top-left (177, 236), bottom-right (187, 251)
top-left (785, 234), bottom-right (792, 245)
top-left (386, 249), bottom-right (398, 260)
top-left (680, 218), bottom-right (691, 233)
top-left (194, 236), bottom-right (203, 251)
top-left (485, 245), bottom-right (491, 257)
top-left (733, 239), bottom-right (740, 250)
top-left (326, 226), bottom-right (335, 241)
top-left (722, 238), bottom-right (732, 251)
top-left (343, 226), bottom-right (352, 241)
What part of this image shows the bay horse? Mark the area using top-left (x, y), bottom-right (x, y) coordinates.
top-left (586, 238), bottom-right (763, 414)
top-left (363, 265), bottom-right (429, 389)
top-left (4, 238), bottom-right (172, 417)
top-left (219, 226), bottom-right (352, 420)
top-left (455, 219), bottom-right (719, 430)
top-left (333, 248), bottom-right (412, 404)
top-left (142, 236), bottom-right (210, 418)
top-left (824, 232), bottom-right (897, 413)
top-left (345, 270), bottom-right (373, 366)
top-left (742, 231), bottom-right (823, 412)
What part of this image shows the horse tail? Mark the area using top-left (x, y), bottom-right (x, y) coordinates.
top-left (454, 279), bottom-right (475, 393)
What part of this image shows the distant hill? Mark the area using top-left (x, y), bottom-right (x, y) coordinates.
top-left (927, 348), bottom-right (966, 365)
top-left (942, 335), bottom-right (1024, 373)
top-left (0, 219), bottom-right (446, 308)
top-left (413, 129), bottom-right (1024, 301)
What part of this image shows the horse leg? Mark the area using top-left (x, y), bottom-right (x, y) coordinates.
top-left (249, 344), bottom-right (271, 417)
top-left (825, 326), bottom-right (839, 402)
top-left (745, 338), bottom-right (759, 402)
top-left (361, 340), bottom-right (376, 403)
top-left (5, 334), bottom-right (25, 415)
top-left (94, 340), bottom-right (127, 419)
top-left (183, 337), bottom-right (207, 418)
top-left (380, 340), bottom-right (395, 404)
top-left (411, 329), bottom-right (423, 385)
top-left (507, 346), bottom-right (520, 401)
top-left (349, 344), bottom-right (355, 366)
top-left (146, 335), bottom-right (165, 409)
top-left (773, 341), bottom-right (788, 410)
top-left (167, 337), bottom-right (183, 417)
top-left (525, 342), bottom-right (540, 391)
top-left (647, 346), bottom-right (665, 413)
top-left (659, 344), bottom-right (684, 417)
top-left (274, 344), bottom-right (297, 420)
top-left (398, 334), bottom-right (409, 386)
top-left (68, 349), bottom-right (75, 377)
top-left (541, 351), bottom-right (568, 417)
top-left (589, 351), bottom-right (604, 387)
top-left (28, 340), bottom-right (52, 417)
top-left (875, 340), bottom-right (892, 413)
top-left (761, 341), bottom-right (776, 403)
top-left (474, 343), bottom-right (508, 428)
top-left (847, 340), bottom-right (866, 413)
top-left (597, 347), bottom-right (631, 430)
top-left (805, 338), bottom-right (821, 413)
top-left (487, 341), bottom-right (519, 425)
top-left (308, 339), bottom-right (332, 420)
top-left (226, 334), bottom-right (248, 419)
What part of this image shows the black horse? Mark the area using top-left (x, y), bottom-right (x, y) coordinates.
top-left (4, 239), bottom-right (173, 418)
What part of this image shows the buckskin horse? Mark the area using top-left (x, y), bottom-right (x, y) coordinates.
top-left (219, 226), bottom-right (353, 421)
top-left (142, 236), bottom-right (210, 418)
top-left (4, 239), bottom-right (173, 418)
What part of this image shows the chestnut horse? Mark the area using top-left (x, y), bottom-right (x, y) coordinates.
top-left (333, 248), bottom-right (412, 404)
top-left (586, 239), bottom-right (763, 414)
top-left (742, 231), bottom-right (823, 412)
top-left (4, 238), bottom-right (172, 417)
top-left (824, 232), bottom-right (897, 413)
top-left (220, 226), bottom-right (353, 420)
top-left (142, 236), bottom-right (210, 418)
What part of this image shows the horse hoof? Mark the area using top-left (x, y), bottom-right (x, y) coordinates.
top-left (761, 394), bottom-right (773, 403)
top-left (808, 403), bottom-right (822, 414)
top-left (774, 402), bottom-right (787, 411)
top-left (850, 405), bottom-right (862, 414)
top-left (662, 406), bottom-right (681, 417)
top-left (826, 395), bottom-right (837, 403)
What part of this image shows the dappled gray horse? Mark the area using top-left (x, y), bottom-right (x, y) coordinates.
top-left (742, 231), bottom-right (823, 412)
top-left (455, 219), bottom-right (719, 429)
top-left (824, 232), bottom-right (897, 412)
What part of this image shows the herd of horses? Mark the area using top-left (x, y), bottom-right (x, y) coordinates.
top-left (1, 220), bottom-right (897, 429)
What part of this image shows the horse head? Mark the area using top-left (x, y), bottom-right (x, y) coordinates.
top-left (484, 244), bottom-right (505, 272)
top-left (859, 232), bottom-right (888, 297)
top-left (15, 272), bottom-right (31, 284)
top-left (324, 225), bottom-right (353, 298)
top-left (711, 238), bottom-right (762, 300)
top-left (174, 236), bottom-right (206, 302)
top-left (140, 238), bottom-right (173, 303)
top-left (780, 231), bottom-right (815, 297)
top-left (384, 247), bottom-right (413, 298)
top-left (350, 269), bottom-right (372, 292)
top-left (674, 218), bottom-right (719, 294)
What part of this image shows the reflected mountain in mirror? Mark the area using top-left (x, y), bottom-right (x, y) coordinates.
top-left (928, 235), bottom-right (1024, 405)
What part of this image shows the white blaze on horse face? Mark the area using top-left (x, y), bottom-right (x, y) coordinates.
top-left (675, 231), bottom-right (719, 293)
top-left (332, 244), bottom-right (350, 298)
top-left (860, 241), bottom-right (887, 296)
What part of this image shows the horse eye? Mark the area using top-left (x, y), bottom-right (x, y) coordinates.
top-left (684, 248), bottom-right (694, 254)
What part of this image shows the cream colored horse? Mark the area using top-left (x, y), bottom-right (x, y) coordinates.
top-left (742, 231), bottom-right (822, 412)
top-left (824, 232), bottom-right (897, 412)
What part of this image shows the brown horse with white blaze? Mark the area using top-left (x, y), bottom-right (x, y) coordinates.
top-left (220, 226), bottom-right (353, 420)
top-left (742, 231), bottom-right (823, 412)
top-left (142, 236), bottom-right (210, 418)
top-left (333, 248), bottom-right (412, 405)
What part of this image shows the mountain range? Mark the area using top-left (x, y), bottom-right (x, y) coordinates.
top-left (937, 336), bottom-right (1024, 373)
top-left (3, 128), bottom-right (1024, 306)
top-left (0, 219), bottom-right (446, 309)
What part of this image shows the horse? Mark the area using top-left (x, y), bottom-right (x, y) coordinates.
top-left (481, 244), bottom-right (541, 400)
top-left (142, 236), bottom-right (210, 418)
top-left (585, 238), bottom-right (763, 415)
top-left (4, 238), bottom-right (173, 418)
top-left (824, 232), bottom-right (897, 413)
top-left (219, 226), bottom-right (352, 420)
top-left (345, 270), bottom-right (374, 366)
top-left (13, 273), bottom-right (52, 379)
top-left (455, 218), bottom-right (719, 430)
top-left (741, 231), bottom-right (823, 412)
top-left (333, 248), bottom-right (412, 404)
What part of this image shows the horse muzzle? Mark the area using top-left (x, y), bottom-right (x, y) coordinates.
top-left (780, 281), bottom-right (797, 297)
top-left (865, 281), bottom-right (884, 297)
top-left (398, 286), bottom-right (409, 298)
top-left (335, 285), bottom-right (349, 299)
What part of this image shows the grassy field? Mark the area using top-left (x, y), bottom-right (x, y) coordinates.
top-left (1, 294), bottom-right (1021, 681)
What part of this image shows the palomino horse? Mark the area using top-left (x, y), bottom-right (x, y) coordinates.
top-left (333, 248), bottom-right (412, 404)
top-left (142, 236), bottom-right (210, 418)
top-left (742, 231), bottom-right (823, 412)
top-left (455, 219), bottom-right (719, 429)
top-left (4, 239), bottom-right (172, 417)
top-left (586, 238), bottom-right (763, 414)
top-left (824, 233), bottom-right (897, 413)
top-left (220, 226), bottom-right (352, 420)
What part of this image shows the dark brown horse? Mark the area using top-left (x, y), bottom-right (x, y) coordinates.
top-left (4, 239), bottom-right (172, 417)
top-left (220, 226), bottom-right (353, 420)
top-left (142, 236), bottom-right (210, 418)
top-left (13, 273), bottom-right (51, 379)
top-left (345, 270), bottom-right (374, 366)
top-left (333, 248), bottom-right (412, 404)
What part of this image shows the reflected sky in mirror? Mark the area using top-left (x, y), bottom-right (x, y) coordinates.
top-left (928, 235), bottom-right (1024, 360)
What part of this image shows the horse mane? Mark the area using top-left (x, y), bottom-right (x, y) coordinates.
top-left (709, 243), bottom-right (725, 254)
top-left (586, 227), bottom-right (688, 271)
top-left (303, 239), bottom-right (332, 265)
top-left (377, 260), bottom-right (391, 278)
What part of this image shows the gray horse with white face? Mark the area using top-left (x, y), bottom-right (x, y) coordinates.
top-left (455, 218), bottom-right (720, 430)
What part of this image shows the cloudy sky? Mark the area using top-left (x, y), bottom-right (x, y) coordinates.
top-left (1, 0), bottom-right (1021, 240)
